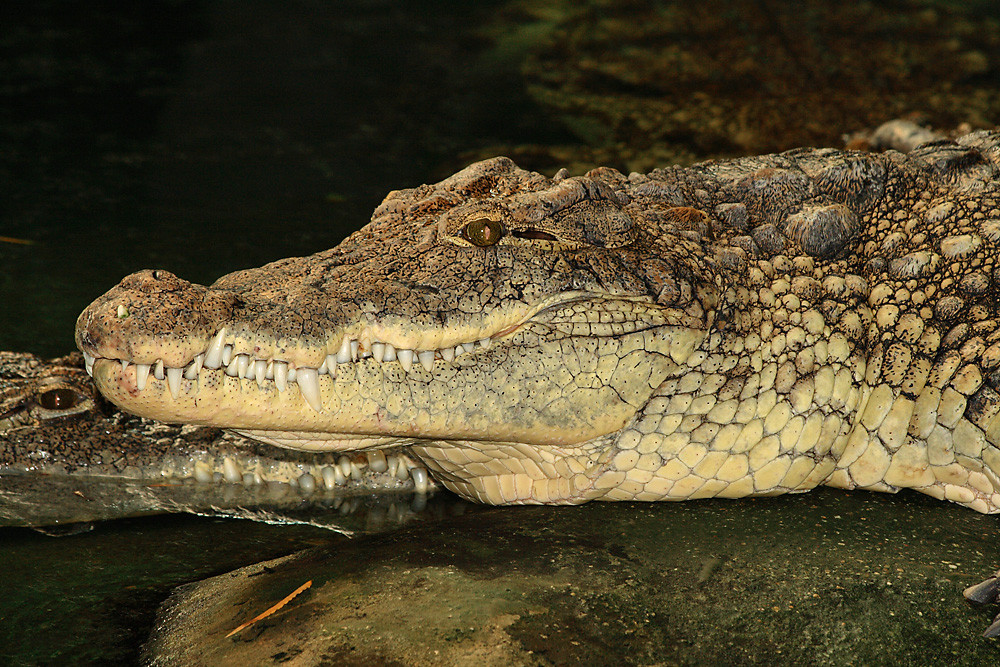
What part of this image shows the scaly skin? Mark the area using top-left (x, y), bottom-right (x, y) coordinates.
top-left (0, 351), bottom-right (432, 525)
top-left (76, 132), bottom-right (1000, 512)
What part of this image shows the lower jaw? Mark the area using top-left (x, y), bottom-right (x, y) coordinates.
top-left (91, 358), bottom-right (607, 447)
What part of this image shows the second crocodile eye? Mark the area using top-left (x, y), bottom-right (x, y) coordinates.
top-left (38, 387), bottom-right (82, 411)
top-left (461, 218), bottom-right (504, 247)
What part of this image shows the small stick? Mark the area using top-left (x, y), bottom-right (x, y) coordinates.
top-left (226, 580), bottom-right (312, 638)
top-left (0, 236), bottom-right (33, 245)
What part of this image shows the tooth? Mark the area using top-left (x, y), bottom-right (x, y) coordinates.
top-left (166, 367), bottom-right (182, 399)
top-left (478, 337), bottom-right (491, 349)
top-left (412, 467), bottom-right (429, 494)
top-left (396, 348), bottom-right (413, 371)
top-left (326, 355), bottom-right (337, 379)
top-left (193, 461), bottom-right (213, 484)
top-left (237, 354), bottom-right (249, 378)
top-left (367, 450), bottom-right (388, 473)
top-left (383, 344), bottom-right (396, 362)
top-left (371, 342), bottom-right (385, 362)
top-left (317, 357), bottom-right (328, 374)
top-left (338, 455), bottom-right (352, 478)
top-left (460, 342), bottom-right (477, 355)
top-left (225, 356), bottom-right (240, 377)
top-left (395, 458), bottom-right (411, 480)
top-left (336, 338), bottom-right (352, 363)
top-left (297, 368), bottom-right (322, 412)
top-left (244, 357), bottom-right (256, 380)
top-left (441, 346), bottom-right (455, 362)
top-left (273, 361), bottom-right (288, 391)
top-left (321, 465), bottom-right (337, 489)
top-left (136, 363), bottom-right (151, 390)
top-left (287, 366), bottom-right (297, 382)
top-left (417, 350), bottom-right (435, 372)
top-left (297, 472), bottom-right (316, 494)
top-left (265, 361), bottom-right (274, 380)
top-left (221, 345), bottom-right (233, 367)
top-left (83, 352), bottom-right (95, 375)
top-left (120, 359), bottom-right (129, 374)
top-left (350, 340), bottom-right (359, 361)
top-left (350, 461), bottom-right (363, 481)
top-left (222, 457), bottom-right (241, 484)
top-left (254, 360), bottom-right (267, 387)
top-left (203, 328), bottom-right (227, 368)
top-left (153, 359), bottom-right (165, 380)
top-left (184, 354), bottom-right (204, 380)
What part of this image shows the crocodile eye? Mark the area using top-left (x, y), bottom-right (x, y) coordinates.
top-left (461, 218), bottom-right (504, 247)
top-left (38, 387), bottom-right (82, 411)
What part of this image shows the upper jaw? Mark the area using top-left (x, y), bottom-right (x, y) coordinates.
top-left (76, 267), bottom-right (604, 409)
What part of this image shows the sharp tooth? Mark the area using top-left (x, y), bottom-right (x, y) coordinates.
top-left (221, 344), bottom-right (234, 367)
top-left (203, 328), bottom-right (227, 368)
top-left (326, 355), bottom-right (337, 379)
top-left (336, 338), bottom-right (352, 363)
top-left (254, 360), bottom-right (267, 387)
top-left (222, 457), bottom-right (242, 484)
top-left (237, 354), bottom-right (249, 378)
top-left (371, 342), bottom-right (385, 362)
top-left (367, 450), bottom-right (388, 473)
top-left (83, 351), bottom-right (95, 375)
top-left (383, 343), bottom-right (397, 362)
top-left (396, 349), bottom-right (414, 372)
top-left (412, 467), bottom-right (429, 494)
top-left (153, 359), bottom-right (165, 380)
top-left (478, 337), bottom-right (491, 349)
top-left (273, 361), bottom-right (288, 390)
top-left (317, 357), bottom-right (328, 374)
top-left (184, 354), bottom-right (204, 380)
top-left (460, 342), bottom-right (477, 355)
top-left (441, 346), bottom-right (455, 362)
top-left (244, 357), bottom-right (257, 380)
top-left (265, 360), bottom-right (274, 380)
top-left (417, 350), bottom-right (435, 372)
top-left (120, 359), bottom-right (129, 374)
top-left (136, 363), bottom-right (150, 390)
top-left (321, 465), bottom-right (337, 489)
top-left (350, 340), bottom-right (360, 361)
top-left (166, 367), bottom-right (182, 399)
top-left (287, 366), bottom-right (297, 382)
top-left (338, 455), bottom-right (352, 478)
top-left (297, 368), bottom-right (322, 412)
top-left (225, 355), bottom-right (240, 377)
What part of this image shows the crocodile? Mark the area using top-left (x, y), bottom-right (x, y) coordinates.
top-left (75, 130), bottom-right (1000, 509)
top-left (0, 350), bottom-right (433, 526)
top-left (75, 132), bottom-right (1000, 623)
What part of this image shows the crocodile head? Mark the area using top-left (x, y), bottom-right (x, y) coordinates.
top-left (76, 157), bottom-right (726, 504)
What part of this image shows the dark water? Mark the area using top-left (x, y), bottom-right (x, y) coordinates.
top-left (2, 1), bottom-right (1000, 664)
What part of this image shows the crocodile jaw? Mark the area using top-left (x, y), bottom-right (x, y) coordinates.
top-left (80, 279), bottom-right (702, 451)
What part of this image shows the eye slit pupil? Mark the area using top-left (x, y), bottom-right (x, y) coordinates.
top-left (38, 387), bottom-right (80, 411)
top-left (463, 218), bottom-right (503, 247)
top-left (511, 229), bottom-right (557, 241)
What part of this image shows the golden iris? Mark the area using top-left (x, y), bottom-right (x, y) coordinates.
top-left (462, 218), bottom-right (504, 247)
